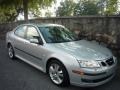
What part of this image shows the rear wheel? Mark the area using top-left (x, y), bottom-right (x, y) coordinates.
top-left (8, 44), bottom-right (15, 59)
top-left (48, 60), bottom-right (69, 86)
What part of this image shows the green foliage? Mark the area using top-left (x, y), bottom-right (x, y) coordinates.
top-left (45, 10), bottom-right (52, 17)
top-left (97, 0), bottom-right (106, 15)
top-left (0, 0), bottom-right (23, 23)
top-left (0, 0), bottom-right (119, 23)
top-left (97, 0), bottom-right (118, 15)
top-left (74, 0), bottom-right (99, 16)
top-left (0, 6), bottom-right (17, 22)
top-left (105, 0), bottom-right (118, 15)
top-left (0, 0), bottom-right (54, 23)
top-left (56, 0), bottom-right (118, 16)
top-left (56, 0), bottom-right (76, 16)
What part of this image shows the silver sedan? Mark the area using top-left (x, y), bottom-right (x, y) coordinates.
top-left (6, 24), bottom-right (117, 87)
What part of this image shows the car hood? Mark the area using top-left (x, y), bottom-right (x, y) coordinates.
top-left (46, 40), bottom-right (112, 60)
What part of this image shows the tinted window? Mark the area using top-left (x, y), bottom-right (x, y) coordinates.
top-left (15, 26), bottom-right (27, 38)
top-left (39, 26), bottom-right (78, 43)
top-left (26, 26), bottom-right (39, 40)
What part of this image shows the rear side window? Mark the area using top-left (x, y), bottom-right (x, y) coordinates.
top-left (14, 26), bottom-right (27, 38)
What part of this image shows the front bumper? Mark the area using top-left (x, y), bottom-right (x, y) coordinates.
top-left (69, 58), bottom-right (117, 87)
top-left (71, 73), bottom-right (115, 87)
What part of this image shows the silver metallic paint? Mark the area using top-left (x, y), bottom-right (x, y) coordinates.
top-left (6, 24), bottom-right (117, 87)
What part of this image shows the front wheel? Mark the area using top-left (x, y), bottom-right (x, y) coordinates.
top-left (8, 44), bottom-right (15, 59)
top-left (48, 60), bottom-right (69, 86)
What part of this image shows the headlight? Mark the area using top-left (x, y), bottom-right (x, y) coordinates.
top-left (78, 60), bottom-right (100, 68)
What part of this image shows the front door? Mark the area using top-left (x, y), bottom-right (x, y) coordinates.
top-left (23, 25), bottom-right (45, 70)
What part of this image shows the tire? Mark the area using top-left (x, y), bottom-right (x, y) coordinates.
top-left (48, 60), bottom-right (69, 86)
top-left (8, 44), bottom-right (15, 59)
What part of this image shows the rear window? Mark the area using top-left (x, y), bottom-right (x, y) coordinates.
top-left (14, 26), bottom-right (27, 38)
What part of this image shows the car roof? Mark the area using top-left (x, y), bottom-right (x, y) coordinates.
top-left (20, 23), bottom-right (64, 28)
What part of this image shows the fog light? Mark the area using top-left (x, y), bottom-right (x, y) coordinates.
top-left (72, 70), bottom-right (84, 76)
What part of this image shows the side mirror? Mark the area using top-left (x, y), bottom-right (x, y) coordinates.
top-left (30, 36), bottom-right (43, 45)
top-left (30, 38), bottom-right (39, 44)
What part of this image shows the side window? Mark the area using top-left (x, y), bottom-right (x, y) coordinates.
top-left (15, 26), bottom-right (27, 38)
top-left (26, 26), bottom-right (39, 40)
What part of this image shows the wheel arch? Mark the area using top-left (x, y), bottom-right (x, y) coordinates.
top-left (46, 57), bottom-right (61, 73)
top-left (7, 42), bottom-right (11, 48)
top-left (46, 57), bottom-right (69, 75)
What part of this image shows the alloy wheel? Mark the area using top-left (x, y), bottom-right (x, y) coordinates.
top-left (49, 63), bottom-right (64, 85)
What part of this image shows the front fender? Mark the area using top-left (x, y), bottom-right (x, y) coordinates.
top-left (43, 52), bottom-right (80, 75)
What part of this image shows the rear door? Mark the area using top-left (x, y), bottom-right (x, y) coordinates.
top-left (13, 25), bottom-right (29, 58)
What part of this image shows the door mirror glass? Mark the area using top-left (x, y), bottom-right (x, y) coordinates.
top-left (33, 36), bottom-right (43, 45)
top-left (30, 38), bottom-right (39, 44)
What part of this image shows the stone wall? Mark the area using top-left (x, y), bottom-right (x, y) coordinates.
top-left (0, 16), bottom-right (120, 56)
top-left (0, 16), bottom-right (120, 39)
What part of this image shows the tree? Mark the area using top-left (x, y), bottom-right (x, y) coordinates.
top-left (97, 0), bottom-right (106, 15)
top-left (97, 0), bottom-right (118, 15)
top-left (56, 0), bottom-right (118, 16)
top-left (56, 0), bottom-right (76, 16)
top-left (0, 0), bottom-right (54, 22)
top-left (45, 10), bottom-right (52, 17)
top-left (105, 0), bottom-right (118, 15)
top-left (74, 0), bottom-right (99, 16)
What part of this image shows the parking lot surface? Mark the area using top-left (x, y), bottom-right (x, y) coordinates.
top-left (0, 40), bottom-right (120, 90)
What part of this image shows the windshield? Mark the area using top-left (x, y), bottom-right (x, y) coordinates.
top-left (39, 26), bottom-right (79, 43)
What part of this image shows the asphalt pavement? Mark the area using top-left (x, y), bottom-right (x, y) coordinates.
top-left (0, 40), bottom-right (120, 90)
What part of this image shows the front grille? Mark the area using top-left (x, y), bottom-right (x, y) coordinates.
top-left (101, 57), bottom-right (114, 66)
top-left (101, 61), bottom-right (107, 66)
top-left (106, 58), bottom-right (114, 66)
